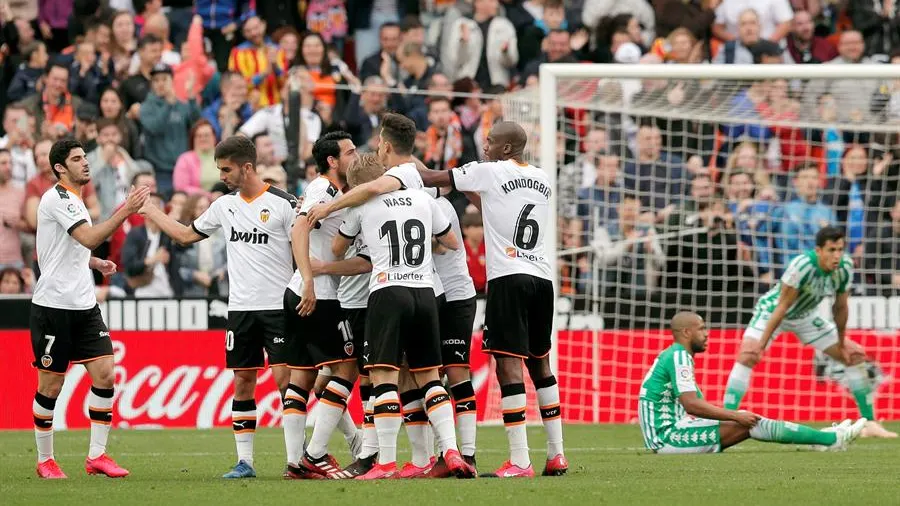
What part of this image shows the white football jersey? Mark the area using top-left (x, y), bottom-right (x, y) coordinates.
top-left (450, 160), bottom-right (552, 281)
top-left (384, 162), bottom-right (439, 197)
top-left (288, 176), bottom-right (344, 300)
top-left (192, 185), bottom-right (297, 311)
top-left (433, 197), bottom-right (475, 302)
top-left (337, 237), bottom-right (370, 309)
top-left (32, 184), bottom-right (96, 310)
top-left (339, 189), bottom-right (451, 293)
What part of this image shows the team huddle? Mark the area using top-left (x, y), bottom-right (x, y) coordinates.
top-left (26, 115), bottom-right (891, 481)
top-left (27, 116), bottom-right (567, 480)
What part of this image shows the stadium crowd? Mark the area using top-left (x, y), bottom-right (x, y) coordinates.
top-left (0, 0), bottom-right (897, 307)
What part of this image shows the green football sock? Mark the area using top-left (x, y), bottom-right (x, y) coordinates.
top-left (723, 363), bottom-right (752, 410)
top-left (749, 418), bottom-right (837, 446)
top-left (845, 364), bottom-right (874, 420)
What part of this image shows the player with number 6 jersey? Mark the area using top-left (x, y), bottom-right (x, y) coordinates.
top-left (418, 121), bottom-right (567, 478)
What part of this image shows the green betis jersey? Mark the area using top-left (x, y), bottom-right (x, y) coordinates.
top-left (638, 343), bottom-right (701, 445)
top-left (755, 251), bottom-right (853, 319)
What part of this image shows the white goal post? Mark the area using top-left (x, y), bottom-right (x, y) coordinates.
top-left (480, 63), bottom-right (900, 425)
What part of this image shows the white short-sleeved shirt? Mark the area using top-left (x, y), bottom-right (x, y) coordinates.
top-left (450, 160), bottom-right (552, 282)
top-left (384, 162), bottom-right (439, 197)
top-left (32, 185), bottom-right (96, 310)
top-left (433, 196), bottom-right (475, 302)
top-left (337, 237), bottom-right (371, 309)
top-left (192, 185), bottom-right (297, 311)
top-left (339, 189), bottom-right (451, 293)
top-left (288, 176), bottom-right (345, 300)
top-left (715, 0), bottom-right (794, 40)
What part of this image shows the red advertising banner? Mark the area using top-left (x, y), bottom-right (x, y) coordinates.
top-left (1, 329), bottom-right (897, 430)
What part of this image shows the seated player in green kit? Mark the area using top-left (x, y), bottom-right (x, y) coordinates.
top-left (638, 312), bottom-right (865, 454)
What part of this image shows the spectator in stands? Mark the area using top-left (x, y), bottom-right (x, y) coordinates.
top-left (194, 0), bottom-right (239, 71)
top-left (666, 173), bottom-right (717, 231)
top-left (451, 77), bottom-right (482, 132)
top-left (132, 12), bottom-right (182, 73)
top-left (140, 63), bottom-right (201, 195)
top-left (122, 193), bottom-right (181, 298)
top-left (69, 40), bottom-right (113, 105)
top-left (772, 163), bottom-right (836, 269)
top-left (787, 9), bottom-right (839, 63)
top-left (521, 29), bottom-right (578, 83)
top-left (99, 88), bottom-right (140, 158)
top-left (623, 123), bottom-right (686, 214)
top-left (109, 10), bottom-right (138, 79)
top-left (714, 0), bottom-right (793, 42)
top-left (37, 0), bottom-right (72, 52)
top-left (293, 32), bottom-right (356, 113)
top-left (134, 0), bottom-right (163, 34)
top-left (473, 84), bottom-right (505, 159)
top-left (239, 72), bottom-right (320, 164)
top-left (176, 192), bottom-right (228, 297)
top-left (653, 0), bottom-right (717, 41)
top-left (273, 27), bottom-right (300, 63)
top-left (400, 16), bottom-right (439, 65)
top-left (0, 104), bottom-right (37, 187)
top-left (583, 1), bottom-right (656, 47)
top-left (121, 34), bottom-right (164, 112)
top-left (713, 8), bottom-right (763, 64)
top-left (201, 71), bottom-right (252, 139)
top-left (343, 76), bottom-right (387, 148)
top-left (7, 41), bottom-right (47, 102)
top-left (725, 170), bottom-right (777, 280)
top-left (0, 148), bottom-right (25, 269)
top-left (20, 62), bottom-right (83, 136)
top-left (0, 267), bottom-right (26, 294)
top-left (462, 212), bottom-right (486, 293)
top-left (229, 15), bottom-right (287, 109)
top-left (392, 42), bottom-right (437, 125)
top-left (358, 21), bottom-right (401, 83)
top-left (803, 30), bottom-right (877, 122)
top-left (254, 133), bottom-right (283, 174)
top-left (442, 0), bottom-right (519, 88)
top-left (88, 119), bottom-right (144, 220)
top-left (560, 127), bottom-right (609, 205)
top-left (823, 146), bottom-right (893, 263)
top-left (171, 16), bottom-right (214, 103)
top-left (849, 0), bottom-right (900, 60)
top-left (258, 164), bottom-right (289, 190)
top-left (865, 199), bottom-right (900, 294)
top-left (518, 0), bottom-right (570, 68)
top-left (24, 139), bottom-right (101, 235)
top-left (173, 120), bottom-right (219, 196)
top-left (423, 96), bottom-right (463, 171)
top-left (594, 194), bottom-right (666, 298)
top-left (575, 151), bottom-right (623, 242)
top-left (73, 105), bottom-right (100, 152)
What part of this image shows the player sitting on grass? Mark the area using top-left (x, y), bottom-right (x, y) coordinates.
top-left (639, 311), bottom-right (865, 454)
top-left (722, 226), bottom-right (897, 438)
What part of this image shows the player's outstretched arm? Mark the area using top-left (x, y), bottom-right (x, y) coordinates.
top-left (71, 186), bottom-right (151, 251)
top-left (291, 215), bottom-right (316, 317)
top-left (307, 176), bottom-right (402, 225)
top-left (331, 234), bottom-right (353, 259)
top-left (313, 256), bottom-right (372, 277)
top-left (679, 392), bottom-right (760, 427)
top-left (140, 200), bottom-right (205, 246)
top-left (756, 284), bottom-right (799, 352)
top-left (417, 164), bottom-right (453, 188)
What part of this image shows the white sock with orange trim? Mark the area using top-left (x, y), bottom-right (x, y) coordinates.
top-left (306, 377), bottom-right (352, 459)
top-left (232, 399), bottom-right (257, 466)
top-left (534, 375), bottom-right (564, 457)
top-left (501, 383), bottom-right (530, 468)
top-left (33, 392), bottom-right (56, 463)
top-left (88, 386), bottom-right (114, 459)
top-left (422, 381), bottom-right (457, 456)
top-left (401, 389), bottom-right (430, 467)
top-left (373, 384), bottom-right (402, 465)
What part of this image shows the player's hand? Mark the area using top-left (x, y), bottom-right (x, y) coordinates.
top-left (732, 410), bottom-right (761, 428)
top-left (306, 203), bottom-right (331, 226)
top-left (93, 259), bottom-right (117, 277)
top-left (309, 257), bottom-right (324, 276)
top-left (841, 340), bottom-right (866, 364)
top-left (194, 270), bottom-right (212, 288)
top-left (745, 341), bottom-right (764, 363)
top-left (125, 185), bottom-right (151, 214)
top-left (297, 283), bottom-right (316, 317)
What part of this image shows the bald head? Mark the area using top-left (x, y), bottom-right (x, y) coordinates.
top-left (671, 311), bottom-right (708, 353)
top-left (484, 121), bottom-right (527, 161)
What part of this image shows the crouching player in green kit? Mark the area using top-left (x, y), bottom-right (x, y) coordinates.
top-left (638, 312), bottom-right (865, 454)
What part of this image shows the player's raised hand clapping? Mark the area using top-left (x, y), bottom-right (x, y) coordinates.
top-left (124, 185), bottom-right (152, 214)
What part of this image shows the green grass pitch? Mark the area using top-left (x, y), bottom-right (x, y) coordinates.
top-left (1, 424), bottom-right (898, 506)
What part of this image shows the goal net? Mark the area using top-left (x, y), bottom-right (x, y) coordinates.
top-left (479, 64), bottom-right (900, 425)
